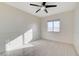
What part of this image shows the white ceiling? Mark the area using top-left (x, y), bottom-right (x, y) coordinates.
top-left (5, 2), bottom-right (77, 18)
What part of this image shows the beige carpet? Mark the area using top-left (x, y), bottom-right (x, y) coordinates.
top-left (1, 40), bottom-right (78, 56)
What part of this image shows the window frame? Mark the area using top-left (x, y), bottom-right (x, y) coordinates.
top-left (47, 20), bottom-right (60, 32)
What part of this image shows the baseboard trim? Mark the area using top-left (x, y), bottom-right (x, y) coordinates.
top-left (41, 38), bottom-right (73, 45)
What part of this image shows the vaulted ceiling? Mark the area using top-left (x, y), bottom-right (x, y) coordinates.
top-left (6, 2), bottom-right (77, 18)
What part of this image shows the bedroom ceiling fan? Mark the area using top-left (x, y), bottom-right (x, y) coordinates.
top-left (30, 2), bottom-right (57, 13)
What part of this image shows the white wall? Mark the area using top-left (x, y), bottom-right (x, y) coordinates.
top-left (74, 3), bottom-right (79, 55)
top-left (41, 11), bottom-right (74, 44)
top-left (0, 3), bottom-right (40, 53)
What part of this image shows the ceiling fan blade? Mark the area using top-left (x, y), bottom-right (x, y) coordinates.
top-left (46, 5), bottom-right (57, 8)
top-left (30, 4), bottom-right (41, 7)
top-left (35, 9), bottom-right (41, 13)
top-left (42, 2), bottom-right (46, 6)
top-left (44, 9), bottom-right (48, 13)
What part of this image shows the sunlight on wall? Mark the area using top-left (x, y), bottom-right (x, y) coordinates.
top-left (6, 29), bottom-right (33, 51)
top-left (24, 29), bottom-right (33, 44)
top-left (6, 35), bottom-right (23, 51)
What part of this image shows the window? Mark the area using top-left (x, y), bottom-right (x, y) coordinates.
top-left (47, 20), bottom-right (60, 32)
